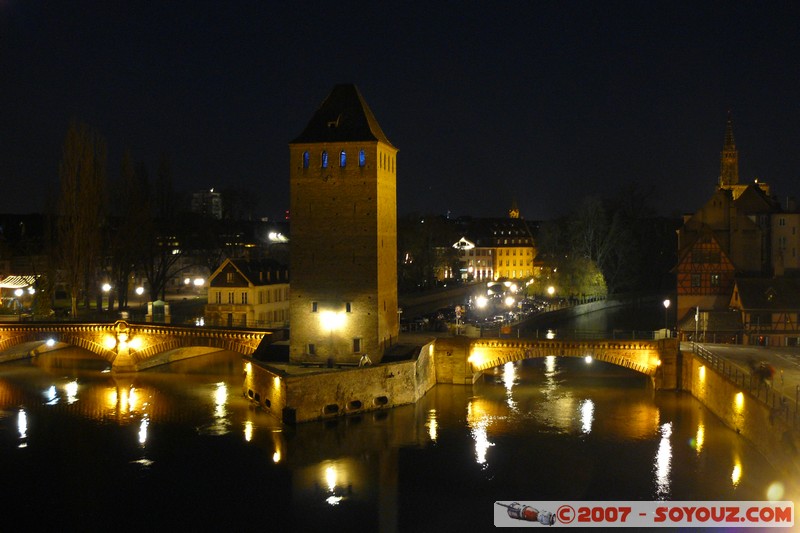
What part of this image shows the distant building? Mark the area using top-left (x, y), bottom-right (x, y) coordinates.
top-left (772, 209), bottom-right (800, 275)
top-left (436, 213), bottom-right (538, 282)
top-left (676, 116), bottom-right (800, 346)
top-left (191, 189), bottom-right (223, 220)
top-left (288, 85), bottom-right (399, 364)
top-left (205, 258), bottom-right (289, 328)
top-left (730, 277), bottom-right (800, 347)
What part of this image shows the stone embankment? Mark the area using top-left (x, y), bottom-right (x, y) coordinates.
top-left (680, 348), bottom-right (800, 492)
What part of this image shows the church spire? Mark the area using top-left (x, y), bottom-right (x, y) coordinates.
top-left (719, 112), bottom-right (739, 187)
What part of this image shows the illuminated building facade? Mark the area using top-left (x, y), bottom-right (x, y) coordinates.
top-left (205, 258), bottom-right (289, 328)
top-left (288, 85), bottom-right (398, 363)
top-left (437, 215), bottom-right (538, 282)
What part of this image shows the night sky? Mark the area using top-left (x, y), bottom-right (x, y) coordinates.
top-left (2, 2), bottom-right (799, 221)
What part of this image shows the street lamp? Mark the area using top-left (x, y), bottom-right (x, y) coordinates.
top-left (102, 283), bottom-right (111, 311)
top-left (663, 299), bottom-right (671, 337)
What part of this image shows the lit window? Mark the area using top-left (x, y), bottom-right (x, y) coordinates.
top-left (321, 151), bottom-right (328, 168)
top-left (340, 151), bottom-right (346, 167)
top-left (710, 274), bottom-right (720, 287)
top-left (303, 151), bottom-right (310, 168)
top-left (359, 150), bottom-right (366, 167)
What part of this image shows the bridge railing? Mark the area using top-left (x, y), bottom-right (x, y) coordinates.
top-left (694, 343), bottom-right (799, 430)
top-left (521, 329), bottom-right (660, 341)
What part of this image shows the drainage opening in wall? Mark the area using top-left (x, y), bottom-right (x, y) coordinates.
top-left (348, 400), bottom-right (363, 410)
top-left (324, 404), bottom-right (339, 415)
top-left (374, 396), bottom-right (389, 406)
top-left (254, 392), bottom-right (261, 403)
top-left (264, 398), bottom-right (271, 408)
top-left (247, 389), bottom-right (254, 399)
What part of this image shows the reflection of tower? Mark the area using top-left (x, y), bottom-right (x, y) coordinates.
top-left (719, 112), bottom-right (738, 188)
top-left (288, 85), bottom-right (399, 363)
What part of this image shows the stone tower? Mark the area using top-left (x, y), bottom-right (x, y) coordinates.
top-left (288, 85), bottom-right (398, 364)
top-left (719, 113), bottom-right (739, 188)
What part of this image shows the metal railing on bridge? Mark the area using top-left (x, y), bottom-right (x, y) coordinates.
top-left (693, 343), bottom-right (799, 430)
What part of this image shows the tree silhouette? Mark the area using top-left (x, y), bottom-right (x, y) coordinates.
top-left (57, 121), bottom-right (107, 317)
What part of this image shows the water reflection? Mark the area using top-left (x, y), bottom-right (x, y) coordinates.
top-left (467, 399), bottom-right (495, 466)
top-left (502, 362), bottom-right (517, 410)
top-left (17, 408), bottom-right (27, 446)
top-left (694, 423), bottom-right (705, 454)
top-left (654, 422), bottom-right (672, 499)
top-left (579, 399), bottom-right (594, 434)
top-left (0, 346), bottom-right (794, 530)
top-left (426, 408), bottom-right (438, 442)
top-left (732, 460), bottom-right (742, 487)
top-left (138, 416), bottom-right (148, 445)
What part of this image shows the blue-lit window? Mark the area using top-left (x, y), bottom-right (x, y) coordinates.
top-left (303, 151), bottom-right (309, 168)
top-left (340, 150), bottom-right (346, 167)
top-left (321, 151), bottom-right (328, 168)
top-left (359, 150), bottom-right (366, 167)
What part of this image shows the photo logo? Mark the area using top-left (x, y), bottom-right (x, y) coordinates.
top-left (496, 502), bottom-right (556, 525)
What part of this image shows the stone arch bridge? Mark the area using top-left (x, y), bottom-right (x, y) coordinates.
top-left (432, 336), bottom-right (680, 389)
top-left (0, 321), bottom-right (271, 372)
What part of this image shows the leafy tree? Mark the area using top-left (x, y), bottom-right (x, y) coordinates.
top-left (56, 121), bottom-right (107, 317)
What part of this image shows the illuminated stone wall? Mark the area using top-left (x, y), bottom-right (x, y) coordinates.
top-left (289, 139), bottom-right (398, 364)
top-left (681, 350), bottom-right (800, 485)
top-left (244, 341), bottom-right (435, 424)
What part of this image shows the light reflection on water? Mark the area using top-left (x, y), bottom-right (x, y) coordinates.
top-left (0, 346), bottom-right (795, 531)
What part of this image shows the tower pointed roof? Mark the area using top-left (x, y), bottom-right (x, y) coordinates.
top-left (723, 112), bottom-right (736, 151)
top-left (719, 112), bottom-right (739, 187)
top-left (290, 84), bottom-right (395, 148)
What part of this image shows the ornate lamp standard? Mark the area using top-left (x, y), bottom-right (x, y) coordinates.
top-left (663, 299), bottom-right (671, 338)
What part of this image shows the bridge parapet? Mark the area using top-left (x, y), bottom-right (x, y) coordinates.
top-left (433, 336), bottom-right (679, 388)
top-left (0, 321), bottom-right (272, 372)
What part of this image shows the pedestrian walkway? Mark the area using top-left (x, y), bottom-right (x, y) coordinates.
top-left (685, 342), bottom-right (800, 429)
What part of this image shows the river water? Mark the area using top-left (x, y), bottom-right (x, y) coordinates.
top-left (0, 306), bottom-right (795, 531)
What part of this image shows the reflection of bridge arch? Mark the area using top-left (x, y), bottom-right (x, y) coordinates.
top-left (0, 322), bottom-right (271, 372)
top-left (467, 338), bottom-right (665, 377)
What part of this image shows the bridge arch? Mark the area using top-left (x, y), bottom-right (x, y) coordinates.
top-left (432, 336), bottom-right (678, 387)
top-left (467, 338), bottom-right (662, 376)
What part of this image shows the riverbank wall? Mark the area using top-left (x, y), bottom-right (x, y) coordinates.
top-left (244, 340), bottom-right (437, 424)
top-left (680, 349), bottom-right (800, 488)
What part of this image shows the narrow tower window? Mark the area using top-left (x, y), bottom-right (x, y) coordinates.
top-left (359, 150), bottom-right (366, 167)
top-left (321, 151), bottom-right (328, 168)
top-left (303, 151), bottom-right (310, 168)
top-left (340, 150), bottom-right (346, 167)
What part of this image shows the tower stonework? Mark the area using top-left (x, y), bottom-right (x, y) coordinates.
top-left (288, 85), bottom-right (398, 364)
top-left (719, 114), bottom-right (739, 188)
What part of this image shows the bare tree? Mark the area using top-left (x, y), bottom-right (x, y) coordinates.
top-left (57, 121), bottom-right (107, 317)
top-left (138, 154), bottom-right (187, 301)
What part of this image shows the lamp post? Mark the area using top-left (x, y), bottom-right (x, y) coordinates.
top-left (102, 283), bottom-right (112, 312)
top-left (663, 299), bottom-right (671, 338)
top-left (14, 288), bottom-right (23, 320)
